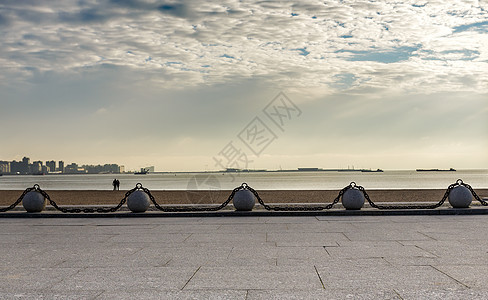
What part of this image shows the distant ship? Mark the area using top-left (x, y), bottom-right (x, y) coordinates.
top-left (416, 168), bottom-right (456, 172)
top-left (134, 168), bottom-right (148, 175)
top-left (361, 169), bottom-right (384, 173)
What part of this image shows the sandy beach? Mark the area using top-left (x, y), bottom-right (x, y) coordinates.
top-left (1, 189), bottom-right (487, 206)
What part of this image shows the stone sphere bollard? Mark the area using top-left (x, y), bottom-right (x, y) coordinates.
top-left (342, 187), bottom-right (365, 210)
top-left (233, 189), bottom-right (256, 211)
top-left (127, 190), bottom-right (151, 213)
top-left (22, 191), bottom-right (46, 212)
top-left (448, 185), bottom-right (472, 208)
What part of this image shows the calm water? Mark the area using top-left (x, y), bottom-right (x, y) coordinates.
top-left (0, 170), bottom-right (487, 191)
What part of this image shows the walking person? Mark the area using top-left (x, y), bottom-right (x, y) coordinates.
top-left (112, 179), bottom-right (118, 191)
top-left (115, 179), bottom-right (120, 191)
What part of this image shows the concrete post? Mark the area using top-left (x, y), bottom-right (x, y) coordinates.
top-left (127, 190), bottom-right (151, 212)
top-left (22, 191), bottom-right (46, 212)
top-left (342, 187), bottom-right (365, 210)
top-left (233, 190), bottom-right (256, 211)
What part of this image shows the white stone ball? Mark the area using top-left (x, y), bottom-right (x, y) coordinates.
top-left (233, 190), bottom-right (256, 211)
top-left (342, 188), bottom-right (365, 210)
top-left (448, 185), bottom-right (472, 208)
top-left (127, 190), bottom-right (151, 213)
top-left (22, 191), bottom-right (46, 213)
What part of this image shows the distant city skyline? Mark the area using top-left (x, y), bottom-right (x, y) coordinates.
top-left (0, 156), bottom-right (124, 175)
top-left (0, 155), bottom-right (483, 174)
top-left (0, 1), bottom-right (486, 171)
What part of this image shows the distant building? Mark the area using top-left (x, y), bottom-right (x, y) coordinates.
top-left (119, 165), bottom-right (125, 173)
top-left (32, 161), bottom-right (43, 173)
top-left (42, 165), bottom-right (50, 174)
top-left (0, 161), bottom-right (10, 174)
top-left (145, 166), bottom-right (155, 173)
top-left (58, 161), bottom-right (64, 173)
top-left (46, 160), bottom-right (56, 173)
top-left (10, 161), bottom-right (22, 174)
top-left (64, 163), bottom-right (79, 174)
top-left (103, 164), bottom-right (120, 173)
top-left (64, 163), bottom-right (86, 174)
top-left (18, 157), bottom-right (30, 174)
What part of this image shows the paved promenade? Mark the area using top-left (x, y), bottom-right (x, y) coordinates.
top-left (1, 215), bottom-right (488, 299)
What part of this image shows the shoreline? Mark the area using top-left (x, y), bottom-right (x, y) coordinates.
top-left (1, 189), bottom-right (487, 206)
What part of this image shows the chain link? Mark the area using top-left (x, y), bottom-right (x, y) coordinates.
top-left (461, 180), bottom-right (487, 206)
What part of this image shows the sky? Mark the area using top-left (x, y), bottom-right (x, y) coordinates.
top-left (0, 0), bottom-right (487, 172)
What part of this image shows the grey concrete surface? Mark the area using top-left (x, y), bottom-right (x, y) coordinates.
top-left (1, 215), bottom-right (488, 299)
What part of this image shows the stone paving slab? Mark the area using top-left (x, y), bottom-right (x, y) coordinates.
top-left (97, 290), bottom-right (247, 299)
top-left (317, 264), bottom-right (463, 291)
top-left (49, 267), bottom-right (199, 292)
top-left (246, 289), bottom-right (400, 299)
top-left (1, 215), bottom-right (488, 298)
top-left (267, 232), bottom-right (348, 247)
top-left (0, 291), bottom-right (103, 299)
top-left (184, 266), bottom-right (323, 290)
top-left (0, 267), bottom-right (82, 293)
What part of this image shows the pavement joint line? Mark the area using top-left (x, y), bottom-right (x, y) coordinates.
top-left (52, 259), bottom-right (67, 268)
top-left (417, 231), bottom-right (438, 241)
top-left (414, 245), bottom-right (439, 258)
top-left (93, 291), bottom-right (105, 300)
top-left (395, 240), bottom-right (405, 246)
top-left (226, 247), bottom-right (234, 260)
top-left (47, 267), bottom-right (85, 290)
top-left (381, 257), bottom-right (393, 266)
top-left (163, 258), bottom-right (172, 267)
top-left (181, 266), bottom-right (201, 290)
top-left (341, 232), bottom-right (352, 241)
top-left (182, 233), bottom-right (193, 242)
top-left (429, 265), bottom-right (470, 289)
top-left (314, 265), bottom-right (326, 289)
top-left (128, 247), bottom-right (144, 257)
top-left (393, 289), bottom-right (404, 299)
top-left (322, 246), bottom-right (331, 256)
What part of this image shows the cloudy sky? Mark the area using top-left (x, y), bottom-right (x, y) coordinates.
top-left (1, 0), bottom-right (487, 171)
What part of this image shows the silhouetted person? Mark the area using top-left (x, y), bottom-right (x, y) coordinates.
top-left (113, 179), bottom-right (118, 191)
top-left (116, 179), bottom-right (120, 190)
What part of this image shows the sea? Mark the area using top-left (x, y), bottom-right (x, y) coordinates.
top-left (0, 169), bottom-right (487, 191)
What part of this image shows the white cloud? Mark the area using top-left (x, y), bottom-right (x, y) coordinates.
top-left (0, 0), bottom-right (487, 93)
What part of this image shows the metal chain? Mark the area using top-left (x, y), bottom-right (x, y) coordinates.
top-left (462, 181), bottom-right (488, 206)
top-left (362, 179), bottom-right (472, 210)
top-left (37, 184), bottom-right (136, 213)
top-left (145, 182), bottom-right (348, 212)
top-left (146, 184), bottom-right (239, 212)
top-left (0, 186), bottom-right (37, 212)
top-left (246, 183), bottom-right (348, 211)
